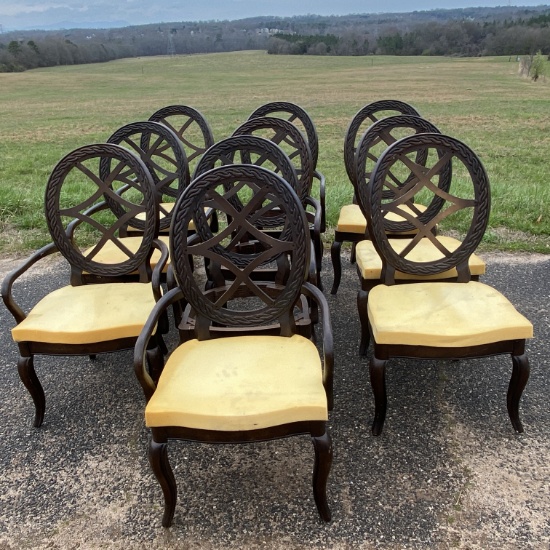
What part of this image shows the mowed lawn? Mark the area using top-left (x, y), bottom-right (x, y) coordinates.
top-left (0, 51), bottom-right (548, 254)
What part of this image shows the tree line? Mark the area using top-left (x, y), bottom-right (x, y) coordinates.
top-left (1, 6), bottom-right (549, 72)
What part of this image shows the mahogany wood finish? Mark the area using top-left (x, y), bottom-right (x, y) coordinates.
top-left (2, 144), bottom-right (167, 426)
top-left (331, 100), bottom-right (421, 294)
top-left (359, 133), bottom-right (530, 435)
top-left (134, 164), bottom-right (334, 526)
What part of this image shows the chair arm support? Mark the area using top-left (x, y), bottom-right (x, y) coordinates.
top-left (134, 286), bottom-right (184, 401)
top-left (301, 281), bottom-right (334, 409)
top-left (151, 238), bottom-right (170, 301)
top-left (1, 242), bottom-right (59, 324)
top-left (313, 170), bottom-right (326, 233)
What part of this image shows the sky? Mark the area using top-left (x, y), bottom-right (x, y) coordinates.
top-left (0, 0), bottom-right (547, 31)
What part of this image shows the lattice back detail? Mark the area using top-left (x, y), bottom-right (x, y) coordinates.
top-left (171, 165), bottom-right (310, 330)
top-left (356, 114), bottom-right (451, 233)
top-left (249, 101), bottom-right (319, 169)
top-left (344, 99), bottom-right (420, 187)
top-left (232, 116), bottom-right (313, 203)
top-left (105, 121), bottom-right (188, 232)
top-left (45, 143), bottom-right (158, 278)
top-left (361, 133), bottom-right (491, 281)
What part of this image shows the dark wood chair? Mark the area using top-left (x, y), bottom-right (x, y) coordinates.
top-left (232, 116), bottom-right (324, 289)
top-left (331, 99), bottom-right (421, 294)
top-left (357, 133), bottom-right (533, 436)
top-left (78, 121), bottom-right (188, 275)
top-left (248, 101), bottom-right (326, 232)
top-left (2, 144), bottom-right (168, 427)
top-left (182, 134), bottom-right (315, 337)
top-left (353, 114), bottom-right (486, 354)
top-left (148, 103), bottom-right (215, 190)
top-left (134, 164), bottom-right (334, 527)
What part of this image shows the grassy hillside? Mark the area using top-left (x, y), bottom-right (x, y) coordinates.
top-left (0, 51), bottom-right (548, 254)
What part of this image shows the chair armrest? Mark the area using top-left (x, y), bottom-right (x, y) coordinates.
top-left (151, 238), bottom-right (169, 301)
top-left (305, 195), bottom-right (322, 237)
top-left (1, 242), bottom-right (59, 324)
top-left (313, 170), bottom-right (326, 233)
top-left (134, 286), bottom-right (184, 401)
top-left (301, 281), bottom-right (334, 411)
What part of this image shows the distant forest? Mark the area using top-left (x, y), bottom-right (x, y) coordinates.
top-left (1, 5), bottom-right (550, 72)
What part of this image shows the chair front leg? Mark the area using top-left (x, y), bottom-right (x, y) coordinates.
top-left (357, 289), bottom-right (371, 356)
top-left (17, 353), bottom-right (45, 428)
top-left (149, 436), bottom-right (177, 527)
top-left (330, 240), bottom-right (342, 295)
top-left (507, 351), bottom-right (530, 433)
top-left (311, 429), bottom-right (332, 522)
top-left (370, 355), bottom-right (388, 436)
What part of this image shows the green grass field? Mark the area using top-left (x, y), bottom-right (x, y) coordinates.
top-left (0, 51), bottom-right (548, 254)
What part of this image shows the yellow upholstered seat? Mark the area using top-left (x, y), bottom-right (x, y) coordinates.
top-left (336, 204), bottom-right (367, 233)
top-left (85, 236), bottom-right (170, 271)
top-left (146, 334), bottom-right (328, 431)
top-left (356, 235), bottom-right (486, 280)
top-left (135, 203), bottom-right (201, 231)
top-left (12, 282), bottom-right (157, 345)
top-left (368, 281), bottom-right (533, 348)
top-left (336, 203), bottom-right (427, 234)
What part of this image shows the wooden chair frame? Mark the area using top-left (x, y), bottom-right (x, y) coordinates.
top-left (331, 100), bottom-right (421, 294)
top-left (2, 144), bottom-right (168, 427)
top-left (134, 164), bottom-right (333, 526)
top-left (358, 133), bottom-right (530, 436)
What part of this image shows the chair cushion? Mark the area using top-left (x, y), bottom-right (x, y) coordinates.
top-left (11, 282), bottom-right (156, 344)
top-left (145, 334), bottom-right (328, 431)
top-left (336, 204), bottom-right (367, 233)
top-left (356, 236), bottom-right (486, 280)
top-left (84, 236), bottom-right (170, 271)
top-left (336, 203), bottom-right (427, 234)
top-left (134, 203), bottom-right (197, 231)
top-left (368, 281), bottom-right (533, 347)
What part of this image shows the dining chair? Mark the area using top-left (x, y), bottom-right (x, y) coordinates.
top-left (232, 116), bottom-right (324, 289)
top-left (248, 101), bottom-right (326, 231)
top-left (180, 134), bottom-right (315, 337)
top-left (331, 99), bottom-right (421, 294)
top-left (357, 132), bottom-right (533, 435)
top-left (134, 164), bottom-right (334, 526)
top-left (148, 104), bottom-right (215, 184)
top-left (2, 143), bottom-right (168, 427)
top-left (353, 115), bottom-right (486, 354)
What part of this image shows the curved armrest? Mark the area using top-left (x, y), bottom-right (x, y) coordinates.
top-left (305, 195), bottom-right (322, 237)
top-left (134, 286), bottom-right (184, 401)
top-left (301, 281), bottom-right (334, 411)
top-left (313, 170), bottom-right (326, 233)
top-left (151, 238), bottom-right (169, 301)
top-left (1, 242), bottom-right (59, 324)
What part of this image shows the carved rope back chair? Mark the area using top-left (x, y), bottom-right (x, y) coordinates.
top-left (2, 143), bottom-right (167, 427)
top-left (181, 134), bottom-right (315, 337)
top-left (134, 164), bottom-right (334, 527)
top-left (149, 104), bottom-right (215, 184)
top-left (332, 113), bottom-right (441, 294)
top-left (232, 116), bottom-right (324, 289)
top-left (248, 101), bottom-right (326, 231)
top-left (79, 121), bottom-right (188, 277)
top-left (357, 133), bottom-right (533, 436)
top-left (353, 115), bottom-right (486, 354)
top-left (331, 99), bottom-right (421, 294)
